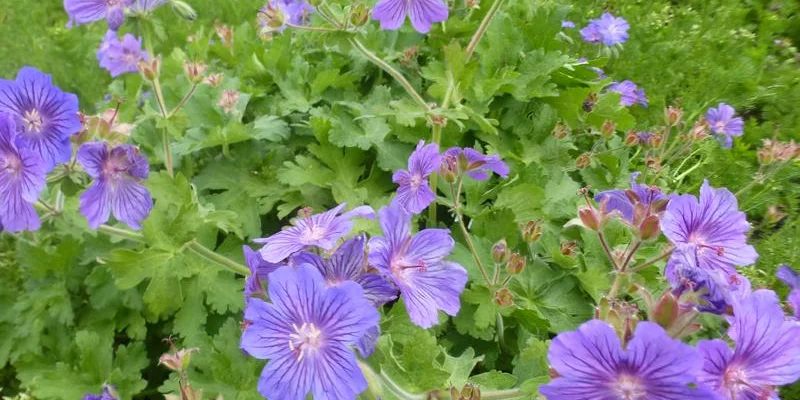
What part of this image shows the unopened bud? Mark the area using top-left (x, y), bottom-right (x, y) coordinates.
top-left (638, 215), bottom-right (661, 240)
top-left (494, 288), bottom-right (513, 307)
top-left (757, 147), bottom-right (774, 165)
top-left (430, 114), bottom-right (447, 127)
top-left (645, 153), bottom-right (661, 172)
top-left (451, 383), bottom-right (481, 400)
top-left (398, 46), bottom-right (419, 67)
top-left (137, 57), bottom-right (160, 81)
top-left (766, 205), bottom-right (786, 224)
top-left (440, 154), bottom-right (459, 183)
top-left (464, 0), bottom-right (480, 9)
top-left (522, 220), bottom-right (542, 243)
top-left (650, 131), bottom-right (664, 148)
top-left (560, 241), bottom-right (578, 257)
top-left (624, 130), bottom-right (639, 147)
top-left (349, 3), bottom-right (370, 26)
top-left (159, 347), bottom-right (199, 372)
top-left (576, 152), bottom-right (592, 169)
top-left (665, 106), bottom-right (683, 126)
top-left (552, 122), bottom-right (570, 139)
top-left (689, 119), bottom-right (709, 141)
top-left (184, 61), bottom-right (207, 84)
top-left (578, 206), bottom-right (601, 231)
top-left (601, 120), bottom-right (615, 139)
top-left (218, 90), bottom-right (240, 114)
top-left (171, 0), bottom-right (198, 21)
top-left (492, 239), bottom-right (509, 264)
top-left (297, 206), bottom-right (313, 218)
top-left (215, 24), bottom-right (234, 47)
top-left (653, 291), bottom-right (679, 329)
top-left (204, 73), bottom-right (224, 87)
top-left (582, 93), bottom-right (597, 112)
top-left (506, 253), bottom-right (526, 275)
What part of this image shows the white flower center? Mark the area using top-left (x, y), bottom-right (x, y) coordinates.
top-left (1, 154), bottom-right (22, 177)
top-left (613, 374), bottom-right (646, 400)
top-left (302, 224), bottom-right (327, 242)
top-left (715, 121), bottom-right (727, 133)
top-left (23, 109), bottom-right (44, 133)
top-left (409, 174), bottom-right (423, 189)
top-left (288, 323), bottom-right (322, 361)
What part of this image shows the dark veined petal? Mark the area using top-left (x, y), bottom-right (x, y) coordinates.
top-left (371, 0), bottom-right (408, 31)
top-left (64, 0), bottom-right (109, 26)
top-left (394, 178), bottom-right (435, 214)
top-left (79, 179), bottom-right (112, 229)
top-left (696, 339), bottom-right (733, 396)
top-left (77, 142), bottom-right (108, 179)
top-left (408, 140), bottom-right (441, 177)
top-left (311, 343), bottom-right (369, 400)
top-left (376, 201), bottom-right (411, 250)
top-left (315, 280), bottom-right (379, 346)
top-left (355, 325), bottom-right (381, 358)
top-left (354, 273), bottom-right (397, 307)
top-left (326, 234), bottom-right (367, 281)
top-left (257, 225), bottom-right (307, 263)
top-left (110, 177), bottom-right (153, 230)
top-left (401, 261), bottom-right (467, 328)
top-left (241, 297), bottom-right (295, 360)
top-left (257, 350), bottom-right (314, 400)
top-left (405, 228), bottom-right (454, 265)
top-left (408, 0), bottom-right (449, 34)
top-left (243, 245), bottom-right (281, 298)
top-left (626, 322), bottom-right (705, 396)
top-left (266, 265), bottom-right (323, 324)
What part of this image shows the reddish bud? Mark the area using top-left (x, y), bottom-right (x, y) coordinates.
top-left (665, 106), bottom-right (683, 126)
top-left (204, 72), bottom-right (224, 87)
top-left (184, 61), bottom-right (208, 84)
top-left (137, 57), bottom-right (160, 81)
top-left (215, 23), bottom-right (234, 47)
top-left (653, 291), bottom-right (680, 329)
top-left (506, 253), bottom-right (526, 275)
top-left (689, 119), bottom-right (709, 141)
top-left (494, 288), bottom-right (514, 307)
top-left (624, 130), bottom-right (639, 147)
top-left (522, 220), bottom-right (542, 243)
top-left (218, 90), bottom-right (240, 114)
top-left (560, 241), bottom-right (578, 257)
top-left (578, 206), bottom-right (601, 231)
top-left (552, 122), bottom-right (570, 139)
top-left (576, 152), bottom-right (592, 169)
top-left (430, 114), bottom-right (447, 127)
top-left (451, 383), bottom-right (481, 400)
top-left (601, 120), bottom-right (616, 139)
top-left (492, 239), bottom-right (510, 264)
top-left (638, 215), bottom-right (661, 240)
top-left (766, 205), bottom-right (786, 224)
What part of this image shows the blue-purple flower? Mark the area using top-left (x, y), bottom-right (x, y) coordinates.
top-left (368, 202), bottom-right (467, 328)
top-left (240, 264), bottom-right (379, 400)
top-left (706, 103), bottom-right (744, 149)
top-left (372, 0), bottom-right (448, 34)
top-left (0, 113), bottom-right (46, 233)
top-left (76, 142), bottom-right (153, 230)
top-left (595, 172), bottom-right (669, 225)
top-left (393, 141), bottom-right (441, 214)
top-left (661, 180), bottom-right (758, 275)
top-left (0, 67), bottom-right (81, 171)
top-left (255, 204), bottom-right (375, 263)
top-left (580, 13), bottom-right (630, 45)
top-left (697, 290), bottom-right (800, 399)
top-left (82, 386), bottom-right (119, 400)
top-left (97, 31), bottom-right (150, 78)
top-left (607, 80), bottom-right (648, 107)
top-left (540, 320), bottom-right (714, 399)
top-left (777, 264), bottom-right (800, 318)
top-left (443, 147), bottom-right (509, 181)
top-left (258, 0), bottom-right (314, 34)
top-left (243, 245), bottom-right (282, 299)
top-left (561, 20), bottom-right (576, 29)
top-left (64, 0), bottom-right (134, 31)
top-left (293, 234), bottom-right (397, 356)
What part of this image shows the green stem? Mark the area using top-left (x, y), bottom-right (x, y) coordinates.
top-left (379, 371), bottom-right (426, 400)
top-left (186, 239), bottom-right (250, 276)
top-left (161, 128), bottom-right (174, 178)
top-left (427, 124), bottom-right (443, 227)
top-left (98, 225), bottom-right (146, 242)
top-left (348, 38), bottom-right (430, 111)
top-left (465, 0), bottom-right (506, 60)
top-left (629, 247), bottom-right (673, 273)
top-left (286, 22), bottom-right (343, 32)
top-left (596, 231), bottom-right (619, 270)
top-left (167, 82), bottom-right (199, 119)
top-left (451, 181), bottom-right (492, 285)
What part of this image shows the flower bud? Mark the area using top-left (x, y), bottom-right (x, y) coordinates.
top-left (757, 147), bottom-right (775, 165)
top-left (451, 383), bottom-right (481, 400)
top-left (171, 0), bottom-right (198, 21)
top-left (494, 288), bottom-right (513, 307)
top-left (578, 206), bottom-right (601, 231)
top-left (766, 205), bottom-right (786, 224)
top-left (349, 3), bottom-right (370, 26)
top-left (522, 220), bottom-right (542, 243)
top-left (218, 90), bottom-right (240, 114)
top-left (624, 130), bottom-right (639, 147)
top-left (560, 241), bottom-right (578, 256)
top-left (652, 291), bottom-right (680, 329)
top-left (601, 120), bottom-right (615, 139)
top-left (638, 215), bottom-right (661, 240)
top-left (582, 92), bottom-right (597, 112)
top-left (159, 347), bottom-right (199, 372)
top-left (665, 106), bottom-right (683, 126)
top-left (575, 152), bottom-right (592, 169)
top-left (184, 61), bottom-right (208, 84)
top-left (439, 154), bottom-right (459, 183)
top-left (649, 131), bottom-right (665, 148)
top-left (137, 57), bottom-right (160, 81)
top-left (204, 72), bottom-right (224, 87)
top-left (506, 253), bottom-right (526, 275)
top-left (551, 122), bottom-right (570, 139)
top-left (492, 239), bottom-right (510, 264)
top-left (689, 119), bottom-right (709, 141)
top-left (464, 0), bottom-right (480, 9)
top-left (215, 23), bottom-right (234, 47)
top-left (398, 46), bottom-right (419, 67)
top-left (430, 114), bottom-right (447, 128)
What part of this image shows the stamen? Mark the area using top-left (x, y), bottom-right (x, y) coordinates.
top-left (22, 109), bottom-right (44, 133)
top-left (288, 322), bottom-right (322, 362)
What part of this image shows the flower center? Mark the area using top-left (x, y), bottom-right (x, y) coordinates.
top-left (22, 109), bottom-right (44, 133)
top-left (613, 374), bottom-right (646, 400)
top-left (288, 323), bottom-right (322, 361)
top-left (1, 154), bottom-right (22, 177)
top-left (409, 174), bottom-right (423, 189)
top-left (715, 121), bottom-right (727, 133)
top-left (302, 224), bottom-right (327, 242)
top-left (722, 364), bottom-right (775, 398)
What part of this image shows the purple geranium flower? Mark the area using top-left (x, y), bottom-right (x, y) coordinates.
top-left (580, 13), bottom-right (630, 45)
top-left (540, 320), bottom-right (714, 399)
top-left (777, 264), bottom-right (800, 318)
top-left (372, 0), bottom-right (448, 34)
top-left (97, 31), bottom-right (150, 78)
top-left (444, 147), bottom-right (509, 181)
top-left (607, 80), bottom-right (648, 107)
top-left (697, 290), bottom-right (800, 399)
top-left (0, 67), bottom-right (81, 171)
top-left (666, 243), bottom-right (751, 315)
top-left (76, 142), bottom-right (153, 230)
top-left (661, 180), bottom-right (758, 275)
top-left (64, 0), bottom-right (134, 31)
top-left (706, 103), bottom-right (744, 149)
top-left (561, 20), bottom-right (575, 29)
top-left (393, 140), bottom-right (441, 214)
top-left (368, 202), bottom-right (467, 328)
top-left (243, 245), bottom-right (282, 299)
top-left (0, 113), bottom-right (46, 233)
top-left (240, 264), bottom-right (379, 400)
top-left (255, 204), bottom-right (375, 263)
top-left (293, 234), bottom-right (397, 356)
top-left (82, 386), bottom-right (118, 400)
top-left (259, 0), bottom-right (314, 32)
top-left (595, 172), bottom-right (669, 225)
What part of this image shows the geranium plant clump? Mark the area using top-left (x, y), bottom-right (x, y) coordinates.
top-left (1, 0), bottom-right (799, 399)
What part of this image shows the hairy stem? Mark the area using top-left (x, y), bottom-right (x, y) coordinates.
top-left (596, 231), bottom-right (619, 270)
top-left (629, 246), bottom-right (674, 273)
top-left (186, 239), bottom-right (251, 276)
top-left (465, 0), bottom-right (506, 59)
top-left (168, 82), bottom-right (199, 119)
top-left (451, 181), bottom-right (492, 284)
top-left (348, 38), bottom-right (430, 111)
top-left (98, 224), bottom-right (145, 242)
